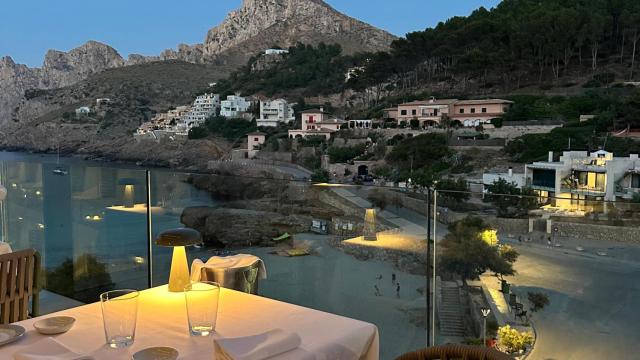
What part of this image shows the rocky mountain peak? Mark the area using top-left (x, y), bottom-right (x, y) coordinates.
top-left (202, 0), bottom-right (395, 59)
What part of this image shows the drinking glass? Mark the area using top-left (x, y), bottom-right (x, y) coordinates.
top-left (100, 289), bottom-right (139, 348)
top-left (185, 281), bottom-right (220, 336)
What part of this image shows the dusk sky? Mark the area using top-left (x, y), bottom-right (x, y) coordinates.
top-left (0, 0), bottom-right (501, 67)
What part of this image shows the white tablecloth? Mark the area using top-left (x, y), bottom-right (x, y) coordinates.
top-left (6, 286), bottom-right (379, 360)
top-left (0, 242), bottom-right (12, 255)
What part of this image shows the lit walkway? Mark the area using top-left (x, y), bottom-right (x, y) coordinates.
top-left (331, 188), bottom-right (428, 237)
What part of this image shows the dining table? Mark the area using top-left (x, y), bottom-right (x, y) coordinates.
top-left (4, 285), bottom-right (379, 360)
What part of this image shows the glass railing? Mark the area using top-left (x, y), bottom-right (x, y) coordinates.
top-left (2, 151), bottom-right (639, 359)
top-left (433, 189), bottom-right (640, 359)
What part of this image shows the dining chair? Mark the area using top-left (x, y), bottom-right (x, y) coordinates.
top-left (395, 344), bottom-right (514, 360)
top-left (0, 248), bottom-right (41, 324)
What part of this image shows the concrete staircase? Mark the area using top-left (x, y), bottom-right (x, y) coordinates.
top-left (439, 282), bottom-right (466, 337)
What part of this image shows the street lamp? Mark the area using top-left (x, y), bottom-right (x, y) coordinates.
top-left (481, 307), bottom-right (491, 347)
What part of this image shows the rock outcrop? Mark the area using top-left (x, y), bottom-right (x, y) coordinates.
top-left (200, 0), bottom-right (396, 62)
top-left (181, 207), bottom-right (311, 247)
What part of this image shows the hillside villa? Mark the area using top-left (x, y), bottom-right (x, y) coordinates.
top-left (247, 132), bottom-right (266, 158)
top-left (288, 108), bottom-right (345, 139)
top-left (526, 150), bottom-right (640, 211)
top-left (221, 95), bottom-right (251, 118)
top-left (385, 97), bottom-right (513, 128)
top-left (257, 99), bottom-right (295, 127)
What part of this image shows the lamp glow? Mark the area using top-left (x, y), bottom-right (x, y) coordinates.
top-left (156, 228), bottom-right (202, 293)
top-left (363, 208), bottom-right (377, 241)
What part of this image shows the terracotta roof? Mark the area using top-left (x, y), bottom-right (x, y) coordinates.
top-left (301, 108), bottom-right (329, 114)
top-left (455, 99), bottom-right (513, 105)
top-left (399, 99), bottom-right (458, 106)
top-left (317, 118), bottom-right (346, 124)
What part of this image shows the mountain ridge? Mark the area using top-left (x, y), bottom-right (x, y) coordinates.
top-left (0, 0), bottom-right (396, 124)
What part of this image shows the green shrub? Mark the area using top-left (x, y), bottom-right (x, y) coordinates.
top-left (498, 325), bottom-right (533, 353)
top-left (188, 126), bottom-right (208, 139)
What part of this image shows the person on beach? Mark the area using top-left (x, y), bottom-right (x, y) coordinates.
top-left (396, 283), bottom-right (400, 298)
top-left (374, 285), bottom-right (381, 296)
top-left (391, 273), bottom-right (396, 284)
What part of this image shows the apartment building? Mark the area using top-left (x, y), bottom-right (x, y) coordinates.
top-left (180, 93), bottom-right (220, 129)
top-left (221, 95), bottom-right (252, 118)
top-left (257, 99), bottom-right (295, 127)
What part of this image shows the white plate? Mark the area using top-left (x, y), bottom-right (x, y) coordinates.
top-left (133, 347), bottom-right (179, 360)
top-left (0, 324), bottom-right (25, 346)
top-left (33, 316), bottom-right (75, 335)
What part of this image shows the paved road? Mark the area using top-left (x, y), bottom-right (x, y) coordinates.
top-left (504, 242), bottom-right (640, 360)
top-left (326, 184), bottom-right (640, 358)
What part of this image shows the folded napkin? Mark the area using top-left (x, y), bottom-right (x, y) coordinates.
top-left (0, 241), bottom-right (12, 255)
top-left (191, 254), bottom-right (267, 282)
top-left (215, 329), bottom-right (301, 360)
top-left (13, 337), bottom-right (94, 360)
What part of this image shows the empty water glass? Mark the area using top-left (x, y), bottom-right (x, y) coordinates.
top-left (100, 289), bottom-right (139, 348)
top-left (185, 281), bottom-right (220, 336)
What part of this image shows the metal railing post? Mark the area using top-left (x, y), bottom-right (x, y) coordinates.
top-left (146, 170), bottom-right (153, 288)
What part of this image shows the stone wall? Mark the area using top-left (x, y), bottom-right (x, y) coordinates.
top-left (318, 189), bottom-right (366, 218)
top-left (485, 217), bottom-right (530, 236)
top-left (554, 221), bottom-right (640, 243)
top-left (255, 151), bottom-right (293, 162)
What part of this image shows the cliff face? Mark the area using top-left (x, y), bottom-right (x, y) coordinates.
top-left (0, 41), bottom-right (125, 124)
top-left (201, 0), bottom-right (396, 60)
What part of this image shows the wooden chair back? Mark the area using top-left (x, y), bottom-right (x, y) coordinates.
top-left (0, 248), bottom-right (40, 324)
top-left (395, 344), bottom-right (514, 360)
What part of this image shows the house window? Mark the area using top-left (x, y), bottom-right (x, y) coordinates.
top-left (632, 174), bottom-right (640, 188)
top-left (254, 138), bottom-right (259, 141)
top-left (400, 110), bottom-right (407, 116)
top-left (482, 108), bottom-right (487, 113)
top-left (459, 109), bottom-right (465, 114)
top-left (412, 109), bottom-right (417, 115)
top-left (471, 108), bottom-right (476, 114)
top-left (434, 109), bottom-right (438, 116)
top-left (308, 116), bottom-right (315, 123)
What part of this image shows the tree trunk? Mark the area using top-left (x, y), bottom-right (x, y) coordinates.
top-left (591, 41), bottom-right (599, 72)
top-left (578, 46), bottom-right (583, 66)
top-left (631, 34), bottom-right (638, 80)
top-left (621, 31), bottom-right (626, 64)
top-left (563, 48), bottom-right (571, 75)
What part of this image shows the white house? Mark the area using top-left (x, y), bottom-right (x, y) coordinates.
top-left (75, 107), bottom-right (91, 117)
top-left (247, 132), bottom-right (266, 159)
top-left (180, 93), bottom-right (220, 130)
top-left (482, 167), bottom-right (526, 192)
top-left (257, 99), bottom-right (295, 127)
top-left (288, 108), bottom-right (345, 139)
top-left (95, 98), bottom-right (112, 106)
top-left (265, 49), bottom-right (289, 55)
top-left (347, 119), bottom-right (373, 129)
top-left (526, 150), bottom-right (640, 210)
top-left (221, 95), bottom-right (251, 118)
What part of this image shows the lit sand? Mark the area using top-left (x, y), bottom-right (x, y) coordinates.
top-left (343, 231), bottom-right (427, 254)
